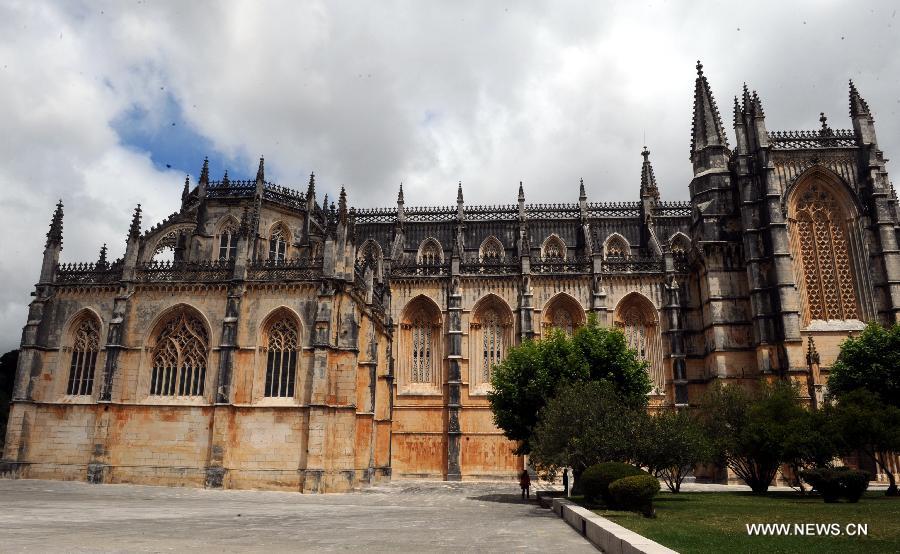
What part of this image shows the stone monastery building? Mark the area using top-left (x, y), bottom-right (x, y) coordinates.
top-left (3, 64), bottom-right (899, 492)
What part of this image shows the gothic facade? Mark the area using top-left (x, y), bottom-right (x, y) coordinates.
top-left (3, 64), bottom-right (900, 490)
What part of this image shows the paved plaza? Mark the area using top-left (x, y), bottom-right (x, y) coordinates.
top-left (0, 478), bottom-right (595, 552)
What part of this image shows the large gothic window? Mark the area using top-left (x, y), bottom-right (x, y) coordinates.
top-left (150, 311), bottom-right (208, 397)
top-left (604, 234), bottom-right (630, 259)
top-left (218, 222), bottom-right (238, 261)
top-left (152, 230), bottom-right (179, 262)
top-left (542, 294), bottom-right (584, 336)
top-left (616, 293), bottom-right (664, 394)
top-left (264, 318), bottom-right (298, 398)
top-left (470, 296), bottom-right (512, 391)
top-left (791, 182), bottom-right (860, 322)
top-left (400, 297), bottom-right (441, 392)
top-left (542, 235), bottom-right (565, 260)
top-left (357, 240), bottom-right (383, 277)
top-left (480, 309), bottom-right (503, 381)
top-left (269, 225), bottom-right (288, 262)
top-left (479, 236), bottom-right (504, 262)
top-left (418, 238), bottom-right (443, 266)
top-left (66, 315), bottom-right (100, 396)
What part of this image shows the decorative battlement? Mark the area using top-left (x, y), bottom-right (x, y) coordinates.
top-left (525, 203), bottom-right (580, 219)
top-left (654, 201), bottom-right (692, 218)
top-left (767, 129), bottom-right (857, 150)
top-left (136, 259), bottom-right (235, 283)
top-left (586, 202), bottom-right (642, 218)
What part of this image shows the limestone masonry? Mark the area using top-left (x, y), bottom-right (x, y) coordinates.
top-left (3, 64), bottom-right (900, 491)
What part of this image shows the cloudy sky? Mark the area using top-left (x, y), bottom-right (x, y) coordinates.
top-left (0, 0), bottom-right (899, 351)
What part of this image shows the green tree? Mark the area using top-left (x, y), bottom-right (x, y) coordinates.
top-left (529, 381), bottom-right (643, 478)
top-left (488, 315), bottom-right (650, 452)
top-left (697, 381), bottom-right (806, 494)
top-left (827, 389), bottom-right (900, 496)
top-left (0, 349), bottom-right (19, 450)
top-left (827, 322), bottom-right (900, 408)
top-left (635, 408), bottom-right (712, 493)
top-left (781, 408), bottom-right (842, 492)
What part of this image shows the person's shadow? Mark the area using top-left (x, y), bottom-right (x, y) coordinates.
top-left (467, 493), bottom-right (536, 504)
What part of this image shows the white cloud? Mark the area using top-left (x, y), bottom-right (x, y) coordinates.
top-left (0, 0), bottom-right (899, 350)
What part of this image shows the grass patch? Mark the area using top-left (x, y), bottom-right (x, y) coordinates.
top-left (575, 491), bottom-right (900, 553)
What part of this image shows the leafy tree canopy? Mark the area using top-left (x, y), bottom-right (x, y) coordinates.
top-left (827, 322), bottom-right (900, 408)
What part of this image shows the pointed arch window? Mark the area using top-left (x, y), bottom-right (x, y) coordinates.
top-left (605, 235), bottom-right (630, 259)
top-left (66, 316), bottom-right (100, 396)
top-left (792, 183), bottom-right (860, 322)
top-left (419, 239), bottom-right (442, 266)
top-left (150, 312), bottom-right (208, 397)
top-left (551, 309), bottom-right (574, 335)
top-left (152, 230), bottom-right (178, 262)
top-left (480, 309), bottom-right (504, 382)
top-left (218, 223), bottom-right (238, 260)
top-left (616, 294), bottom-right (664, 394)
top-left (410, 311), bottom-right (434, 383)
top-left (358, 241), bottom-right (382, 275)
top-left (264, 318), bottom-right (298, 398)
top-left (543, 236), bottom-right (565, 260)
top-left (269, 226), bottom-right (288, 262)
top-left (479, 237), bottom-right (504, 262)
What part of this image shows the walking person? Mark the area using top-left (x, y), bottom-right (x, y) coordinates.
top-left (519, 469), bottom-right (531, 500)
top-left (563, 468), bottom-right (569, 497)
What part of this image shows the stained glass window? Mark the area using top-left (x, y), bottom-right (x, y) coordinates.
top-left (481, 309), bottom-right (503, 381)
top-left (410, 311), bottom-right (433, 383)
top-left (150, 312), bottom-right (208, 397)
top-left (66, 316), bottom-right (100, 396)
top-left (265, 318), bottom-right (298, 398)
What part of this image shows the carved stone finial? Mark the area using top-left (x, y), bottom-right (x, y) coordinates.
top-left (848, 79), bottom-right (871, 118)
top-left (806, 337), bottom-right (820, 366)
top-left (46, 199), bottom-right (64, 248)
top-left (97, 243), bottom-right (108, 268)
top-left (199, 157), bottom-right (209, 184)
top-left (579, 178), bottom-right (587, 201)
top-left (640, 146), bottom-right (660, 200)
top-left (221, 170), bottom-right (230, 186)
top-left (690, 60), bottom-right (728, 157)
top-left (256, 156), bottom-right (265, 182)
top-left (397, 182), bottom-right (404, 204)
top-left (128, 204), bottom-right (142, 239)
top-left (518, 181), bottom-right (525, 201)
top-left (338, 186), bottom-right (348, 223)
top-left (307, 171), bottom-right (316, 200)
top-left (457, 181), bottom-right (463, 204)
top-left (182, 175), bottom-right (190, 202)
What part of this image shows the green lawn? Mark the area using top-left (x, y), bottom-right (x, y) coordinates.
top-left (577, 491), bottom-right (900, 553)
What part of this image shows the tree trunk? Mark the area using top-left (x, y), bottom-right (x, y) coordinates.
top-left (874, 451), bottom-right (898, 496)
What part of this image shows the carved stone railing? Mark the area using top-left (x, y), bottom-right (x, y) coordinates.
top-left (390, 261), bottom-right (450, 277)
top-left (768, 129), bottom-right (856, 150)
top-left (586, 202), bottom-right (642, 218)
top-left (464, 205), bottom-right (518, 221)
top-left (601, 256), bottom-right (664, 274)
top-left (263, 183), bottom-right (306, 210)
top-left (460, 258), bottom-right (520, 275)
top-left (247, 257), bottom-right (324, 281)
top-left (136, 259), bottom-right (235, 283)
top-left (206, 180), bottom-right (256, 198)
top-left (531, 256), bottom-right (592, 274)
top-left (354, 207), bottom-right (398, 224)
top-left (526, 203), bottom-right (580, 219)
top-left (404, 206), bottom-right (458, 222)
top-left (654, 201), bottom-right (692, 218)
top-left (55, 262), bottom-right (122, 284)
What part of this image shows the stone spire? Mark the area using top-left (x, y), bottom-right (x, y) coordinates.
top-left (182, 175), bottom-right (190, 205)
top-left (338, 186), bottom-right (348, 224)
top-left (128, 204), bottom-right (142, 239)
top-left (690, 61), bottom-right (728, 158)
top-left (256, 156), bottom-right (265, 182)
top-left (397, 182), bottom-right (404, 204)
top-left (97, 243), bottom-right (108, 268)
top-left (457, 181), bottom-right (464, 204)
top-left (518, 181), bottom-right (525, 202)
top-left (199, 157), bottom-right (209, 185)
top-left (640, 146), bottom-right (660, 200)
top-left (306, 172), bottom-right (316, 201)
top-left (518, 181), bottom-right (526, 220)
top-left (45, 200), bottom-right (64, 248)
top-left (579, 178), bottom-right (587, 202)
top-left (221, 170), bottom-right (230, 187)
top-left (848, 80), bottom-right (871, 118)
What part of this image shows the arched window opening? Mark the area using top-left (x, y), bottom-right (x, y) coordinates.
top-left (264, 318), bottom-right (298, 398)
top-left (792, 182), bottom-right (860, 322)
top-left (479, 237), bottom-right (504, 262)
top-left (615, 294), bottom-right (664, 394)
top-left (357, 240), bottom-right (382, 275)
top-left (152, 231), bottom-right (178, 262)
top-left (269, 226), bottom-right (288, 262)
top-left (480, 309), bottom-right (504, 382)
top-left (66, 316), bottom-right (100, 396)
top-left (670, 234), bottom-right (690, 255)
top-left (605, 235), bottom-right (630, 259)
top-left (542, 235), bottom-right (565, 260)
top-left (218, 222), bottom-right (238, 261)
top-left (410, 310), bottom-right (434, 383)
top-left (552, 309), bottom-right (574, 335)
top-left (419, 239), bottom-right (442, 266)
top-left (150, 311), bottom-right (208, 397)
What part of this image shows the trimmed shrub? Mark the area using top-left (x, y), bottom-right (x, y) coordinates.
top-left (609, 474), bottom-right (661, 517)
top-left (800, 467), bottom-right (871, 503)
top-left (580, 462), bottom-right (647, 505)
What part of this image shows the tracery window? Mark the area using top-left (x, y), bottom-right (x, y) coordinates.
top-left (218, 223), bottom-right (238, 260)
top-left (479, 237), bottom-right (504, 262)
top-left (410, 311), bottom-right (433, 383)
top-left (150, 312), bottom-right (208, 397)
top-left (792, 183), bottom-right (860, 321)
top-left (605, 235), bottom-right (630, 259)
top-left (551, 309), bottom-right (574, 335)
top-left (419, 239), bottom-right (442, 266)
top-left (542, 235), bottom-right (565, 260)
top-left (357, 241), bottom-right (382, 275)
top-left (671, 234), bottom-right (690, 255)
top-left (269, 226), bottom-right (288, 262)
top-left (66, 316), bottom-right (100, 396)
top-left (480, 309), bottom-right (503, 382)
top-left (616, 294), bottom-right (664, 394)
top-left (152, 230), bottom-right (178, 262)
top-left (264, 318), bottom-right (298, 398)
